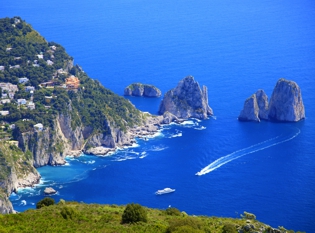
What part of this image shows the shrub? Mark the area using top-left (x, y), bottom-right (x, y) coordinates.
top-left (165, 207), bottom-right (181, 216)
top-left (36, 197), bottom-right (55, 209)
top-left (58, 199), bottom-right (66, 205)
top-left (167, 217), bottom-right (203, 233)
top-left (222, 223), bottom-right (237, 233)
top-left (60, 206), bottom-right (77, 220)
top-left (121, 203), bottom-right (148, 224)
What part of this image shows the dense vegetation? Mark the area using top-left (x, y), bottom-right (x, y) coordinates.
top-left (0, 16), bottom-right (144, 138)
top-left (0, 200), bottom-right (304, 233)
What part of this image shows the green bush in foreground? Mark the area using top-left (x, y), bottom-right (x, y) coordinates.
top-left (36, 197), bottom-right (55, 209)
top-left (165, 207), bottom-right (182, 216)
top-left (121, 203), bottom-right (148, 224)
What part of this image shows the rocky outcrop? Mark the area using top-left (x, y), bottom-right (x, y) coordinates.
top-left (0, 142), bottom-right (40, 213)
top-left (158, 76), bottom-right (213, 119)
top-left (44, 187), bottom-right (57, 195)
top-left (238, 79), bottom-right (305, 122)
top-left (255, 89), bottom-right (269, 120)
top-left (124, 83), bottom-right (161, 97)
top-left (268, 78), bottom-right (305, 121)
top-left (238, 94), bottom-right (260, 122)
top-left (238, 90), bottom-right (269, 122)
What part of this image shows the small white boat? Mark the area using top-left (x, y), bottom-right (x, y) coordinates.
top-left (155, 187), bottom-right (175, 195)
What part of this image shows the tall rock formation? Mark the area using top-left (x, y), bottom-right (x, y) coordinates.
top-left (268, 78), bottom-right (305, 121)
top-left (238, 89), bottom-right (269, 122)
top-left (238, 78), bottom-right (305, 122)
top-left (238, 94), bottom-right (260, 122)
top-left (124, 83), bottom-right (161, 97)
top-left (158, 76), bottom-right (213, 119)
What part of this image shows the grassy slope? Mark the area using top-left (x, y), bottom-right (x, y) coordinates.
top-left (0, 201), bottom-right (302, 233)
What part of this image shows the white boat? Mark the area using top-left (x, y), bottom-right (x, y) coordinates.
top-left (155, 187), bottom-right (175, 195)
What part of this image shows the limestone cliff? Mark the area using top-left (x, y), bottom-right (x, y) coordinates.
top-left (0, 142), bottom-right (40, 213)
top-left (159, 76), bottom-right (213, 119)
top-left (238, 94), bottom-right (260, 122)
top-left (238, 90), bottom-right (268, 122)
top-left (239, 79), bottom-right (305, 122)
top-left (268, 78), bottom-right (305, 122)
top-left (124, 83), bottom-right (161, 97)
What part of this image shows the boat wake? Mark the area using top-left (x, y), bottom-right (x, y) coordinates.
top-left (196, 128), bottom-right (300, 176)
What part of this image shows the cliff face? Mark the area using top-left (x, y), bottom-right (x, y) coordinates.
top-left (238, 90), bottom-right (269, 122)
top-left (0, 142), bottom-right (40, 213)
top-left (238, 94), bottom-right (260, 122)
top-left (124, 83), bottom-right (161, 97)
top-left (268, 78), bottom-right (305, 121)
top-left (159, 76), bottom-right (213, 119)
top-left (238, 79), bottom-right (305, 122)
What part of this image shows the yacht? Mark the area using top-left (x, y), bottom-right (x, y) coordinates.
top-left (155, 187), bottom-right (175, 195)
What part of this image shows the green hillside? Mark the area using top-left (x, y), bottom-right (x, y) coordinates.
top-left (0, 200), bottom-right (303, 233)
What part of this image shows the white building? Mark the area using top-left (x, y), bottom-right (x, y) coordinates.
top-left (34, 123), bottom-right (43, 131)
top-left (0, 110), bottom-right (9, 116)
top-left (18, 77), bottom-right (29, 84)
top-left (17, 99), bottom-right (27, 105)
top-left (27, 102), bottom-right (35, 110)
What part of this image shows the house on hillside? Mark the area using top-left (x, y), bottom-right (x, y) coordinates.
top-left (0, 111), bottom-right (9, 116)
top-left (0, 82), bottom-right (18, 99)
top-left (18, 77), bottom-right (29, 84)
top-left (25, 86), bottom-right (35, 92)
top-left (10, 65), bottom-right (20, 69)
top-left (27, 101), bottom-right (35, 110)
top-left (66, 76), bottom-right (80, 89)
top-left (0, 99), bottom-right (11, 104)
top-left (34, 123), bottom-right (43, 131)
top-left (0, 66), bottom-right (4, 71)
top-left (39, 81), bottom-right (55, 88)
top-left (46, 60), bottom-right (54, 66)
top-left (17, 99), bottom-right (27, 105)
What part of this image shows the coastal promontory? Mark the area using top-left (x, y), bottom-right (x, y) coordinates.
top-left (238, 78), bottom-right (305, 122)
top-left (0, 17), bottom-right (168, 213)
top-left (158, 76), bottom-right (213, 119)
top-left (124, 83), bottom-right (161, 97)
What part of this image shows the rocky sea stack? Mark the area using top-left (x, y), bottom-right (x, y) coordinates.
top-left (238, 90), bottom-right (268, 122)
top-left (238, 78), bottom-right (305, 122)
top-left (268, 78), bottom-right (305, 121)
top-left (124, 83), bottom-right (161, 97)
top-left (159, 76), bottom-right (213, 119)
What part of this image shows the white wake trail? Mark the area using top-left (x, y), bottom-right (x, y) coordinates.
top-left (196, 128), bottom-right (300, 176)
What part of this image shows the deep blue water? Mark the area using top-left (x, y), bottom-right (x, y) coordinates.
top-left (2, 1), bottom-right (315, 232)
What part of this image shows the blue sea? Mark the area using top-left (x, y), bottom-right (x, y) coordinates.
top-left (1, 0), bottom-right (315, 232)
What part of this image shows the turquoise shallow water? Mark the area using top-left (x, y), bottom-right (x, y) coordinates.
top-left (2, 0), bottom-right (315, 231)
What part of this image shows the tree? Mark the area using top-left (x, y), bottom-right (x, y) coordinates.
top-left (121, 203), bottom-right (148, 224)
top-left (36, 197), bottom-right (55, 209)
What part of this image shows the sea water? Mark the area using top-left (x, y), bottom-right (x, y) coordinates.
top-left (1, 0), bottom-right (315, 231)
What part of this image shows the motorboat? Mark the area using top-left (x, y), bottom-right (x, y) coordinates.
top-left (155, 187), bottom-right (175, 195)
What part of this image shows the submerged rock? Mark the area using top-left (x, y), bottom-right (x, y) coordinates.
top-left (268, 78), bottom-right (305, 122)
top-left (158, 75), bottom-right (213, 119)
top-left (124, 83), bottom-right (161, 97)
